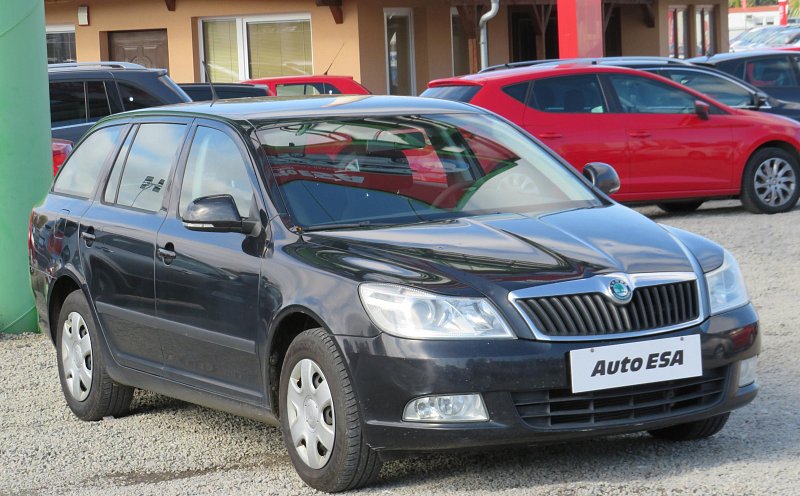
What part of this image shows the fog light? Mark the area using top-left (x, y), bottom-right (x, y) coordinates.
top-left (738, 356), bottom-right (758, 387)
top-left (403, 394), bottom-right (488, 422)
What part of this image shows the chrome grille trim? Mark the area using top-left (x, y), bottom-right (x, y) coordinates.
top-left (509, 272), bottom-right (708, 342)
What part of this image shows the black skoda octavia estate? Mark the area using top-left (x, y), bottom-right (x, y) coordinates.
top-left (29, 95), bottom-right (760, 492)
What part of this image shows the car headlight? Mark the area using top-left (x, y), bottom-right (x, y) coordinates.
top-left (358, 283), bottom-right (515, 339)
top-left (705, 250), bottom-right (750, 315)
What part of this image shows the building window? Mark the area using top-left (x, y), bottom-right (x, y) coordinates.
top-left (695, 5), bottom-right (716, 56)
top-left (668, 6), bottom-right (689, 59)
top-left (384, 8), bottom-right (416, 95)
top-left (46, 25), bottom-right (76, 64)
top-left (200, 14), bottom-right (312, 82)
top-left (451, 8), bottom-right (470, 76)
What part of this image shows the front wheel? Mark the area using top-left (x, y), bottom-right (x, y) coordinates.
top-left (279, 328), bottom-right (382, 492)
top-left (741, 147), bottom-right (799, 214)
top-left (647, 413), bottom-right (730, 441)
top-left (56, 291), bottom-right (134, 421)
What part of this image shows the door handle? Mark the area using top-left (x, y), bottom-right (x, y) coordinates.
top-left (628, 131), bottom-right (651, 138)
top-left (157, 243), bottom-right (176, 265)
top-left (80, 229), bottom-right (95, 246)
top-left (539, 132), bottom-right (563, 139)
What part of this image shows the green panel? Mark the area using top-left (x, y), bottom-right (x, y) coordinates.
top-left (0, 0), bottom-right (53, 333)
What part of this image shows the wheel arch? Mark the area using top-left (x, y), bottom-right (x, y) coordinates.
top-left (742, 140), bottom-right (800, 188)
top-left (266, 306), bottom-right (329, 415)
top-left (47, 274), bottom-right (83, 346)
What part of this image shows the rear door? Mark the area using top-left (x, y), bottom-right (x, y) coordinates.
top-left (602, 73), bottom-right (736, 199)
top-left (154, 121), bottom-right (266, 402)
top-left (80, 119), bottom-right (189, 373)
top-left (516, 74), bottom-right (631, 187)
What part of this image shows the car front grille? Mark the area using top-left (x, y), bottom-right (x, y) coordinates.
top-left (512, 367), bottom-right (727, 430)
top-left (517, 280), bottom-right (699, 337)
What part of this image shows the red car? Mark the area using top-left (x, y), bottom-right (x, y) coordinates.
top-left (242, 75), bottom-right (370, 96)
top-left (424, 64), bottom-right (800, 214)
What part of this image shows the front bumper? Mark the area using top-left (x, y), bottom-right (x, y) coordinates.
top-left (336, 304), bottom-right (759, 453)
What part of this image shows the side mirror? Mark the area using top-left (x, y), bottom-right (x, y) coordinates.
top-left (582, 162), bottom-right (620, 195)
top-left (754, 92), bottom-right (770, 109)
top-left (695, 100), bottom-right (710, 120)
top-left (183, 194), bottom-right (246, 233)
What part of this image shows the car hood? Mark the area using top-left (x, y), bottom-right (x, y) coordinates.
top-left (298, 205), bottom-right (705, 297)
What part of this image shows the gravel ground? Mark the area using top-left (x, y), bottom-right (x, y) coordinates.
top-left (1, 200), bottom-right (799, 496)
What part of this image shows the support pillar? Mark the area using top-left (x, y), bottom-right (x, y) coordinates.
top-left (0, 0), bottom-right (52, 333)
top-left (557, 0), bottom-right (604, 58)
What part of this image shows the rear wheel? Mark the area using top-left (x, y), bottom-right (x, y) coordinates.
top-left (741, 147), bottom-right (799, 214)
top-left (647, 413), bottom-right (730, 441)
top-left (56, 291), bottom-right (133, 421)
top-left (657, 200), bottom-right (704, 214)
top-left (279, 328), bottom-right (382, 492)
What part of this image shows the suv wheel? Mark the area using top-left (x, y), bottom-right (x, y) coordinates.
top-left (279, 328), bottom-right (382, 492)
top-left (647, 412), bottom-right (730, 441)
top-left (741, 147), bottom-right (799, 214)
top-left (56, 291), bottom-right (134, 421)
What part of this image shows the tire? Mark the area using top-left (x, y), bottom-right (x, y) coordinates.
top-left (657, 200), bottom-right (704, 214)
top-left (56, 291), bottom-right (134, 421)
top-left (740, 147), bottom-right (800, 214)
top-left (647, 412), bottom-right (730, 441)
top-left (279, 328), bottom-right (382, 492)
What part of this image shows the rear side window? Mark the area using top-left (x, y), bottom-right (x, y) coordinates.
top-left (744, 57), bottom-right (798, 87)
top-left (419, 85), bottom-right (480, 103)
top-left (113, 123), bottom-right (186, 212)
top-left (530, 75), bottom-right (607, 113)
top-left (118, 81), bottom-right (163, 110)
top-left (53, 126), bottom-right (123, 198)
top-left (49, 81), bottom-right (86, 126)
top-left (86, 81), bottom-right (112, 119)
top-left (502, 82), bottom-right (529, 104)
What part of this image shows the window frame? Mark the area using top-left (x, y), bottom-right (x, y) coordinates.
top-left (383, 7), bottom-right (417, 95)
top-left (52, 124), bottom-right (129, 199)
top-left (45, 24), bottom-right (76, 64)
top-left (198, 13), bottom-right (313, 82)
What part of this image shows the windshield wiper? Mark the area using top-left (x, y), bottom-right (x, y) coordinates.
top-left (299, 221), bottom-right (385, 233)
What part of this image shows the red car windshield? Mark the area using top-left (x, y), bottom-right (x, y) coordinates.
top-left (256, 113), bottom-right (599, 230)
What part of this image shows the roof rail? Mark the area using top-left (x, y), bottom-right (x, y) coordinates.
top-left (48, 61), bottom-right (147, 70)
top-left (479, 56), bottom-right (692, 73)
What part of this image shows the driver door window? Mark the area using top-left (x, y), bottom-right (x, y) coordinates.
top-left (179, 126), bottom-right (255, 218)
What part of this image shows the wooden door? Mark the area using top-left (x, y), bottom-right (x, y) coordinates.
top-left (108, 30), bottom-right (169, 71)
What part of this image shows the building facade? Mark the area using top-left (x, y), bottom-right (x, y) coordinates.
top-left (44, 0), bottom-right (730, 94)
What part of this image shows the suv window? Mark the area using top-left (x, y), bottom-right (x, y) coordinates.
top-left (49, 81), bottom-right (87, 126)
top-left (53, 126), bottom-right (123, 197)
top-left (530, 75), bottom-right (607, 113)
top-left (608, 74), bottom-right (696, 114)
top-left (744, 57), bottom-right (798, 87)
top-left (659, 69), bottom-right (753, 107)
top-left (113, 123), bottom-right (186, 212)
top-left (179, 127), bottom-right (255, 218)
top-left (118, 81), bottom-right (164, 111)
top-left (87, 81), bottom-right (112, 119)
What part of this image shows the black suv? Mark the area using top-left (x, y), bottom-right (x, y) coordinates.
top-left (29, 96), bottom-right (760, 492)
top-left (49, 62), bottom-right (190, 142)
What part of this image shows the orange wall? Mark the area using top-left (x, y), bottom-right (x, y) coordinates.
top-left (44, 0), bottom-right (363, 84)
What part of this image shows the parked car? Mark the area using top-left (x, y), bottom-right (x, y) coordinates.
top-left (730, 26), bottom-right (787, 52)
top-left (242, 75), bottom-right (370, 96)
top-left (51, 139), bottom-right (73, 175)
top-left (30, 95), bottom-right (760, 492)
top-left (49, 62), bottom-right (191, 143)
top-left (483, 57), bottom-right (800, 121)
top-left (424, 64), bottom-right (800, 214)
top-left (689, 51), bottom-right (800, 104)
top-left (179, 82), bottom-right (271, 101)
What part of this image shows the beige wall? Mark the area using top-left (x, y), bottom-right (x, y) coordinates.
top-left (621, 0), bottom-right (729, 58)
top-left (44, 0), bottom-right (363, 84)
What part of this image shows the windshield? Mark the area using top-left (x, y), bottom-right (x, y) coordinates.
top-left (256, 113), bottom-right (600, 230)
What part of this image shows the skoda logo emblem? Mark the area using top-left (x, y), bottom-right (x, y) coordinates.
top-left (609, 279), bottom-right (632, 303)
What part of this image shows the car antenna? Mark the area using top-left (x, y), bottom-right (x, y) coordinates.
top-left (201, 60), bottom-right (218, 106)
top-left (323, 42), bottom-right (346, 75)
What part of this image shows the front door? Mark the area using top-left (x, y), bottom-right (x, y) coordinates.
top-left (108, 29), bottom-right (169, 71)
top-left (603, 73), bottom-right (735, 199)
top-left (155, 123), bottom-right (266, 402)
